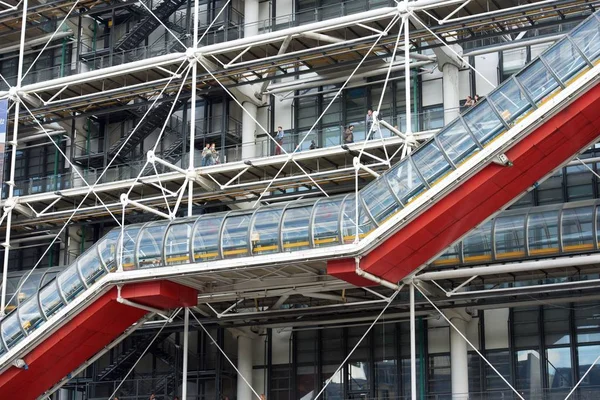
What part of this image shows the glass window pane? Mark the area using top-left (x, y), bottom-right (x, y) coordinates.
top-left (463, 221), bottom-right (492, 263)
top-left (193, 215), bottom-right (225, 261)
top-left (488, 78), bottom-right (533, 124)
top-left (165, 221), bottom-right (194, 266)
top-left (340, 195), bottom-right (375, 243)
top-left (137, 222), bottom-right (168, 269)
top-left (431, 244), bottom-right (461, 267)
top-left (577, 345), bottom-right (600, 387)
top-left (282, 205), bottom-right (312, 251)
top-left (312, 198), bottom-right (344, 247)
top-left (387, 160), bottom-right (426, 205)
top-left (58, 265), bottom-right (85, 302)
top-left (569, 17), bottom-right (600, 62)
top-left (251, 208), bottom-right (283, 255)
top-left (515, 350), bottom-right (542, 394)
top-left (78, 248), bottom-right (106, 287)
top-left (118, 226), bottom-right (142, 271)
top-left (494, 214), bottom-right (526, 259)
top-left (360, 180), bottom-right (400, 225)
top-left (222, 213), bottom-right (251, 258)
top-left (562, 206), bottom-right (594, 252)
top-left (462, 100), bottom-right (505, 145)
top-left (544, 307), bottom-right (571, 346)
top-left (412, 141), bottom-right (452, 184)
top-left (516, 59), bottom-right (560, 104)
top-left (527, 211), bottom-right (560, 256)
top-left (543, 39), bottom-right (587, 84)
top-left (39, 281), bottom-right (64, 318)
top-left (436, 120), bottom-right (478, 165)
top-left (19, 296), bottom-right (44, 334)
top-left (98, 229), bottom-right (120, 272)
top-left (1, 312), bottom-right (25, 348)
top-left (16, 271), bottom-right (44, 305)
top-left (547, 347), bottom-right (572, 391)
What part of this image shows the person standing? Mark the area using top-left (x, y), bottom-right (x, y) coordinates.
top-left (201, 143), bottom-right (211, 166)
top-left (275, 126), bottom-right (284, 155)
top-left (365, 109), bottom-right (374, 135)
top-left (343, 125), bottom-right (354, 144)
top-left (210, 143), bottom-right (219, 165)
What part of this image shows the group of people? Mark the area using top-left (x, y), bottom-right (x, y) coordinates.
top-left (201, 143), bottom-right (220, 166)
top-left (464, 94), bottom-right (481, 108)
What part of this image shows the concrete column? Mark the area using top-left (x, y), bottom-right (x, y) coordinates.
top-left (244, 0), bottom-right (259, 38)
top-left (242, 101), bottom-right (257, 160)
top-left (442, 62), bottom-right (460, 124)
top-left (450, 316), bottom-right (469, 400)
top-left (237, 334), bottom-right (254, 400)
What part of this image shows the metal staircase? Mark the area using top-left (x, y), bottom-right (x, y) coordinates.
top-left (114, 0), bottom-right (187, 53)
top-left (107, 97), bottom-right (187, 161)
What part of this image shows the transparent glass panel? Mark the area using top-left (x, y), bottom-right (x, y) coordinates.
top-left (340, 195), bottom-right (375, 243)
top-left (569, 16), bottom-right (600, 62)
top-left (39, 281), bottom-right (64, 318)
top-left (16, 271), bottom-right (44, 305)
top-left (431, 244), bottom-right (460, 266)
top-left (98, 229), bottom-right (120, 272)
top-left (577, 345), bottom-right (600, 387)
top-left (78, 248), bottom-right (106, 287)
top-left (412, 141), bottom-right (452, 184)
top-left (527, 210), bottom-right (560, 256)
top-left (165, 221), bottom-right (194, 265)
top-left (562, 206), bottom-right (594, 252)
top-left (360, 180), bottom-right (400, 224)
top-left (136, 222), bottom-right (168, 269)
top-left (488, 78), bottom-right (533, 124)
top-left (282, 205), bottom-right (312, 251)
top-left (58, 264), bottom-right (85, 302)
top-left (436, 120), bottom-right (478, 165)
top-left (547, 347), bottom-right (572, 390)
top-left (516, 59), bottom-right (560, 104)
top-left (118, 226), bottom-right (142, 271)
top-left (543, 38), bottom-right (587, 84)
top-left (1, 312), bottom-right (24, 348)
top-left (387, 160), bottom-right (426, 205)
top-left (463, 221), bottom-right (493, 263)
top-left (462, 100), bottom-right (505, 145)
top-left (494, 214), bottom-right (526, 259)
top-left (3, 277), bottom-right (19, 313)
top-left (19, 295), bottom-right (44, 334)
top-left (222, 213), bottom-right (251, 258)
top-left (192, 215), bottom-right (224, 261)
top-left (251, 207), bottom-right (283, 255)
top-left (312, 198), bottom-right (344, 247)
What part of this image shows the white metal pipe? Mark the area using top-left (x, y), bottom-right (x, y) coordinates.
top-left (300, 32), bottom-right (345, 44)
top-left (355, 266), bottom-right (402, 290)
top-left (410, 283), bottom-right (417, 400)
top-left (416, 253), bottom-right (600, 281)
top-left (242, 102), bottom-right (257, 160)
top-left (237, 334), bottom-right (254, 400)
top-left (450, 315), bottom-right (469, 399)
top-left (266, 61), bottom-right (433, 94)
top-left (463, 34), bottom-right (564, 57)
top-left (116, 297), bottom-right (170, 319)
top-left (244, 0), bottom-right (259, 38)
top-left (404, 16), bottom-right (412, 135)
top-left (182, 308), bottom-right (189, 400)
top-left (189, 61), bottom-right (198, 217)
top-left (1, 0), bottom-right (28, 318)
top-left (0, 31), bottom-right (72, 55)
top-left (126, 199), bottom-right (171, 220)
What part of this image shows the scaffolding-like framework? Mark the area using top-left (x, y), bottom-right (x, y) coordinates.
top-left (1, 0), bottom-right (600, 398)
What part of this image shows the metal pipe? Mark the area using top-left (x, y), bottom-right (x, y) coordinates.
top-left (0, 31), bottom-right (73, 55)
top-left (416, 253), bottom-right (600, 281)
top-left (404, 15), bottom-right (412, 135)
top-left (463, 34), bottom-right (564, 57)
top-left (355, 266), bottom-right (402, 290)
top-left (1, 0), bottom-right (28, 318)
top-left (182, 308), bottom-right (189, 400)
top-left (410, 283), bottom-right (417, 400)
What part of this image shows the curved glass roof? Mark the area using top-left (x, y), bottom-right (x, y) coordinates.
top-left (432, 200), bottom-right (600, 267)
top-left (2, 11), bottom-right (600, 356)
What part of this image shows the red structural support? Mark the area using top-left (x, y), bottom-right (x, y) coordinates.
top-left (329, 83), bottom-right (600, 286)
top-left (0, 281), bottom-right (197, 399)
